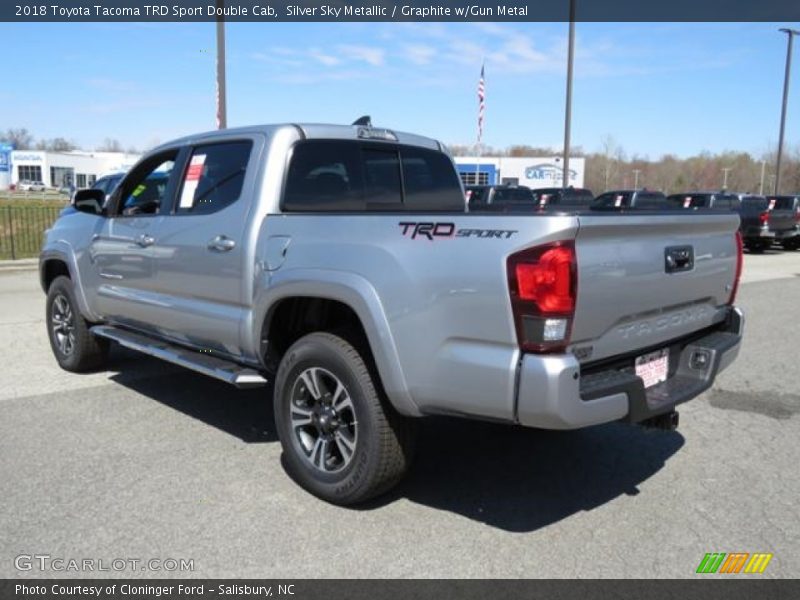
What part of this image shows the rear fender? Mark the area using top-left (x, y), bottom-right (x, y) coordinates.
top-left (250, 268), bottom-right (421, 417)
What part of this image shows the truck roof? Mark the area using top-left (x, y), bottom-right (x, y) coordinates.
top-left (151, 123), bottom-right (443, 154)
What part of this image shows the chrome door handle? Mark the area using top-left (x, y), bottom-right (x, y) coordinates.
top-left (208, 235), bottom-right (236, 252)
top-left (137, 234), bottom-right (155, 247)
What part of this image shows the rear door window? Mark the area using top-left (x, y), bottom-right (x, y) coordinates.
top-left (594, 192), bottom-right (631, 208)
top-left (176, 141), bottom-right (252, 215)
top-left (284, 141), bottom-right (364, 211)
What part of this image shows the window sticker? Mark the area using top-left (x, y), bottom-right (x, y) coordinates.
top-left (132, 183), bottom-right (147, 197)
top-left (684, 197), bottom-right (692, 208)
top-left (179, 154), bottom-right (207, 208)
top-left (768, 198), bottom-right (776, 210)
top-left (614, 195), bottom-right (623, 207)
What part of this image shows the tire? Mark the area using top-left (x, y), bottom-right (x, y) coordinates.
top-left (273, 332), bottom-right (416, 505)
top-left (782, 240), bottom-right (799, 251)
top-left (46, 276), bottom-right (109, 372)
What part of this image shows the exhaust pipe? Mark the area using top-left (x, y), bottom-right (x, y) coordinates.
top-left (640, 410), bottom-right (679, 431)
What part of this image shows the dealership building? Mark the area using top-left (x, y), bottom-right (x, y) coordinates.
top-left (454, 156), bottom-right (585, 188)
top-left (0, 148), bottom-right (140, 190)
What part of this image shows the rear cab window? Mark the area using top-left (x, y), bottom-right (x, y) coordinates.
top-left (283, 140), bottom-right (464, 212)
top-left (634, 192), bottom-right (667, 209)
top-left (768, 197), bottom-right (795, 211)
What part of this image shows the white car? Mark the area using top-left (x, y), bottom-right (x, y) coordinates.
top-left (18, 180), bottom-right (47, 192)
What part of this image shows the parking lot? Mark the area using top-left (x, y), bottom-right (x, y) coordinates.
top-left (1, 251), bottom-right (798, 579)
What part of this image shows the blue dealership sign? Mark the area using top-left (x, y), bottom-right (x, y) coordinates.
top-left (0, 143), bottom-right (13, 173)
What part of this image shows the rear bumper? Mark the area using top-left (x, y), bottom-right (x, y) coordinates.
top-left (515, 307), bottom-right (744, 429)
top-left (742, 229), bottom-right (775, 239)
top-left (774, 228), bottom-right (799, 240)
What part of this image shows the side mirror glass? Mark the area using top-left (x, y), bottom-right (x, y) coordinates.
top-left (72, 189), bottom-right (105, 215)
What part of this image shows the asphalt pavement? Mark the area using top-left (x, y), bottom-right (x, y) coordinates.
top-left (1, 252), bottom-right (798, 578)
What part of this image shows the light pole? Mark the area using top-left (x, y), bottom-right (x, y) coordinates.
top-left (216, 0), bottom-right (228, 129)
top-left (722, 167), bottom-right (732, 190)
top-left (632, 169), bottom-right (641, 189)
top-left (561, 0), bottom-right (575, 188)
top-left (775, 28), bottom-right (799, 194)
top-left (759, 160), bottom-right (766, 195)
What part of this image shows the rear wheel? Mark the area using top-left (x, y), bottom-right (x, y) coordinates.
top-left (46, 276), bottom-right (108, 372)
top-left (781, 239), bottom-right (799, 251)
top-left (273, 332), bottom-right (415, 505)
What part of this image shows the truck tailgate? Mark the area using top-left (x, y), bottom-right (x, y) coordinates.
top-left (570, 213), bottom-right (739, 362)
top-left (768, 209), bottom-right (797, 235)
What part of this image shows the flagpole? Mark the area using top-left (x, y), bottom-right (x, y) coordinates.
top-left (476, 62), bottom-right (485, 185)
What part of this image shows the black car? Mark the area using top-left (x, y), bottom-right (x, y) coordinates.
top-left (532, 187), bottom-right (595, 210)
top-left (592, 189), bottom-right (668, 210)
top-left (465, 185), bottom-right (536, 212)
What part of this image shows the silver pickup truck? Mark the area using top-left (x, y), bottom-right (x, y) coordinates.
top-left (40, 121), bottom-right (744, 504)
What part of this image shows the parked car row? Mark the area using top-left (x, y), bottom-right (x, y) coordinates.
top-left (466, 185), bottom-right (800, 253)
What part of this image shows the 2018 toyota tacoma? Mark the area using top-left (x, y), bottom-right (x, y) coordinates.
top-left (40, 120), bottom-right (744, 504)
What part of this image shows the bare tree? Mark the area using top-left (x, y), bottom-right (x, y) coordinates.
top-left (506, 145), bottom-right (558, 157)
top-left (97, 138), bottom-right (123, 152)
top-left (36, 137), bottom-right (77, 152)
top-left (2, 128), bottom-right (34, 150)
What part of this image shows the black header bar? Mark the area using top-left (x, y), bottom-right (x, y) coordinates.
top-left (3, 0), bottom-right (800, 22)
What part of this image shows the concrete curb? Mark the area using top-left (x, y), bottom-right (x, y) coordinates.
top-left (0, 258), bottom-right (38, 272)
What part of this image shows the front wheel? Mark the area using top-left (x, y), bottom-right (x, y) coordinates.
top-left (273, 332), bottom-right (416, 505)
top-left (46, 276), bottom-right (108, 372)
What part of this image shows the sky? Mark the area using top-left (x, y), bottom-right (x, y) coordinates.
top-left (0, 21), bottom-right (798, 158)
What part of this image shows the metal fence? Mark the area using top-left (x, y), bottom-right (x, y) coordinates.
top-left (0, 206), bottom-right (63, 260)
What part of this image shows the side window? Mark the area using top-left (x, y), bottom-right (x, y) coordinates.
top-left (593, 193), bottom-right (614, 207)
top-left (176, 141), bottom-right (252, 215)
top-left (92, 178), bottom-right (109, 194)
top-left (400, 146), bottom-right (464, 211)
top-left (363, 148), bottom-right (402, 208)
top-left (116, 151), bottom-right (178, 217)
top-left (509, 188), bottom-right (534, 204)
top-left (283, 141), bottom-right (364, 211)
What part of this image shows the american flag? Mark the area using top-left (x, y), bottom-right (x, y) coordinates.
top-left (477, 63), bottom-right (485, 143)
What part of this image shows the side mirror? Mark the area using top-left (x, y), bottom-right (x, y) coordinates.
top-left (72, 189), bottom-right (106, 215)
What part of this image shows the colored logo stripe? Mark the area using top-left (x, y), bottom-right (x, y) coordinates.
top-left (719, 553), bottom-right (749, 573)
top-left (697, 552), bottom-right (773, 574)
top-left (744, 553), bottom-right (773, 574)
top-left (697, 553), bottom-right (726, 573)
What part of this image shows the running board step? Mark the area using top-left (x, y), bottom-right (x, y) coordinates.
top-left (91, 325), bottom-right (267, 389)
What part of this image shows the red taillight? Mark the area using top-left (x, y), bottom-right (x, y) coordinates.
top-left (759, 211), bottom-right (770, 226)
top-left (507, 241), bottom-right (577, 353)
top-left (794, 209), bottom-right (800, 223)
top-left (729, 231), bottom-right (743, 305)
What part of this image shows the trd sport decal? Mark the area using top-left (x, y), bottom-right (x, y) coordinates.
top-left (399, 222), bottom-right (517, 240)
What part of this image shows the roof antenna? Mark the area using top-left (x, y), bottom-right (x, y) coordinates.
top-left (352, 115), bottom-right (371, 127)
